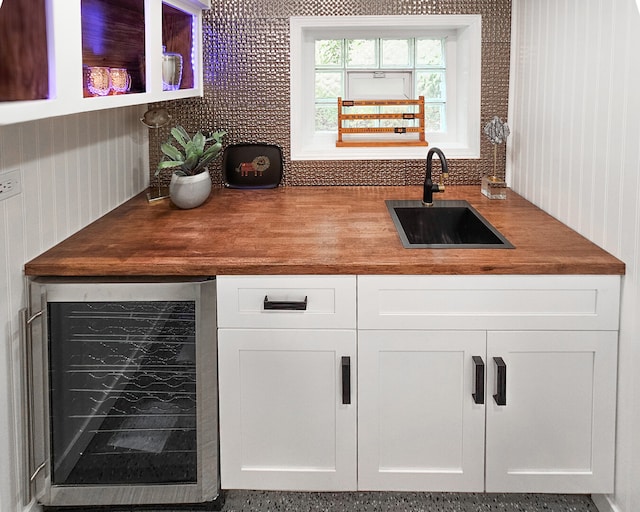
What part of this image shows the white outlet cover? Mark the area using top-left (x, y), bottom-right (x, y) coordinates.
top-left (0, 169), bottom-right (22, 201)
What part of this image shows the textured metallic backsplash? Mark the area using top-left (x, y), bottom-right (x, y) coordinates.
top-left (150, 0), bottom-right (511, 187)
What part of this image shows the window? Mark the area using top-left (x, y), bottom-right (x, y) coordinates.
top-left (315, 37), bottom-right (446, 134)
top-left (290, 16), bottom-right (482, 161)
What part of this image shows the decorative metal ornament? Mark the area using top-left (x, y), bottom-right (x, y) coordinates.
top-left (485, 115), bottom-right (510, 177)
top-left (140, 108), bottom-right (171, 129)
top-left (484, 116), bottom-right (510, 145)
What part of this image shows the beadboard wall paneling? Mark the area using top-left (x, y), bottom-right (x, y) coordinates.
top-left (0, 106), bottom-right (149, 511)
top-left (508, 2), bottom-right (640, 512)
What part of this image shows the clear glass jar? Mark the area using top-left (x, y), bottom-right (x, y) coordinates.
top-left (162, 45), bottom-right (183, 91)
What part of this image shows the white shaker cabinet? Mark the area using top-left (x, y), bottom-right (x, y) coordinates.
top-left (217, 274), bottom-right (620, 494)
top-left (357, 330), bottom-right (487, 492)
top-left (357, 328), bottom-right (617, 493)
top-left (357, 275), bottom-right (619, 494)
top-left (485, 330), bottom-right (617, 493)
top-left (216, 276), bottom-right (357, 491)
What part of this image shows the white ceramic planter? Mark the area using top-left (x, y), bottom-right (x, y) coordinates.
top-left (169, 171), bottom-right (212, 209)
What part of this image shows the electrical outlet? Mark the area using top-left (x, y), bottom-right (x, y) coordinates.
top-left (0, 169), bottom-right (22, 201)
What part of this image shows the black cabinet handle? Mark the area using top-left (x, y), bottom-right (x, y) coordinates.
top-left (263, 295), bottom-right (308, 311)
top-left (472, 356), bottom-right (485, 405)
top-left (493, 356), bottom-right (507, 406)
top-left (341, 356), bottom-right (351, 405)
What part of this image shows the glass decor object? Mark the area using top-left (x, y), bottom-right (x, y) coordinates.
top-left (87, 66), bottom-right (111, 96)
top-left (481, 175), bottom-right (507, 200)
top-left (481, 116), bottom-right (510, 200)
top-left (109, 68), bottom-right (131, 94)
top-left (162, 46), bottom-right (183, 91)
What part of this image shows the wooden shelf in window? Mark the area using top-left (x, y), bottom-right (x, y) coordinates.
top-left (336, 97), bottom-right (429, 148)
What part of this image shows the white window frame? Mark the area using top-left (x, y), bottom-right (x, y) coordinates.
top-left (290, 15), bottom-right (482, 161)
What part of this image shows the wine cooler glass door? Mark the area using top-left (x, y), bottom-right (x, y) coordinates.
top-left (49, 300), bottom-right (198, 485)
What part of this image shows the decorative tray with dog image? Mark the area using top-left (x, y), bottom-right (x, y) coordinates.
top-left (221, 143), bottom-right (283, 189)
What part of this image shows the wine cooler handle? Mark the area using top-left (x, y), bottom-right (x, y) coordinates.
top-left (263, 295), bottom-right (308, 311)
top-left (341, 356), bottom-right (351, 405)
top-left (20, 308), bottom-right (46, 501)
top-left (493, 356), bottom-right (507, 406)
top-left (472, 356), bottom-right (485, 405)
top-left (19, 308), bottom-right (32, 501)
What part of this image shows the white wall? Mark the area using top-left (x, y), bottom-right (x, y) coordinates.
top-left (508, 1), bottom-right (640, 511)
top-left (0, 106), bottom-right (149, 512)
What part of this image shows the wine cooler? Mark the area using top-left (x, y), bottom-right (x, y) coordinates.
top-left (22, 278), bottom-right (219, 508)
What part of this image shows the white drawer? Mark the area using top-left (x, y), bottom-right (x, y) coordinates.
top-left (358, 275), bottom-right (620, 331)
top-left (217, 275), bottom-right (356, 329)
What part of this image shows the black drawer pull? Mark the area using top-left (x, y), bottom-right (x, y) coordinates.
top-left (493, 356), bottom-right (507, 406)
top-left (263, 295), bottom-right (308, 311)
top-left (341, 356), bottom-right (351, 405)
top-left (472, 356), bottom-right (485, 405)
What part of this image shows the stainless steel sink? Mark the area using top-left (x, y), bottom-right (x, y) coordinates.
top-left (386, 200), bottom-right (514, 249)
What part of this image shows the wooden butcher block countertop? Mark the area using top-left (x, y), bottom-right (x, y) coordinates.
top-left (24, 186), bottom-right (625, 277)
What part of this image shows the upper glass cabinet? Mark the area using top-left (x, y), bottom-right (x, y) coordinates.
top-left (0, 0), bottom-right (210, 125)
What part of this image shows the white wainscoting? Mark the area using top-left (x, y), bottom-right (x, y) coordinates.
top-left (508, 1), bottom-right (640, 512)
top-left (0, 106), bottom-right (149, 512)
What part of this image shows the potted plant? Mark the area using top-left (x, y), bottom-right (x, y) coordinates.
top-left (156, 125), bottom-right (226, 209)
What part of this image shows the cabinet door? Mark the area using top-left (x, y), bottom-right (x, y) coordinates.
top-left (358, 330), bottom-right (486, 491)
top-left (218, 329), bottom-right (357, 491)
top-left (485, 331), bottom-right (617, 493)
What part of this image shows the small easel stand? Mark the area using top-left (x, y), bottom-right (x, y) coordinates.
top-left (146, 182), bottom-right (170, 203)
top-left (336, 97), bottom-right (429, 147)
top-left (139, 107), bottom-right (172, 203)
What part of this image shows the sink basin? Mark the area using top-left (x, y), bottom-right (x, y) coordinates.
top-left (386, 200), bottom-right (514, 249)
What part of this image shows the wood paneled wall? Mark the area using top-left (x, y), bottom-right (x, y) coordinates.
top-left (0, 106), bottom-right (148, 511)
top-left (508, 2), bottom-right (640, 511)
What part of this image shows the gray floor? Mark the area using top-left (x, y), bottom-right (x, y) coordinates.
top-left (220, 491), bottom-right (599, 512)
top-left (42, 491), bottom-right (599, 512)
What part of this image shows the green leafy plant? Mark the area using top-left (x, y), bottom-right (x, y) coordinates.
top-left (156, 126), bottom-right (226, 177)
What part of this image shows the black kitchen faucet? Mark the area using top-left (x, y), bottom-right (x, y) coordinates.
top-left (423, 147), bottom-right (449, 206)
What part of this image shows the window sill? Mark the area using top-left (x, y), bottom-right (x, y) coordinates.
top-left (291, 140), bottom-right (480, 161)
